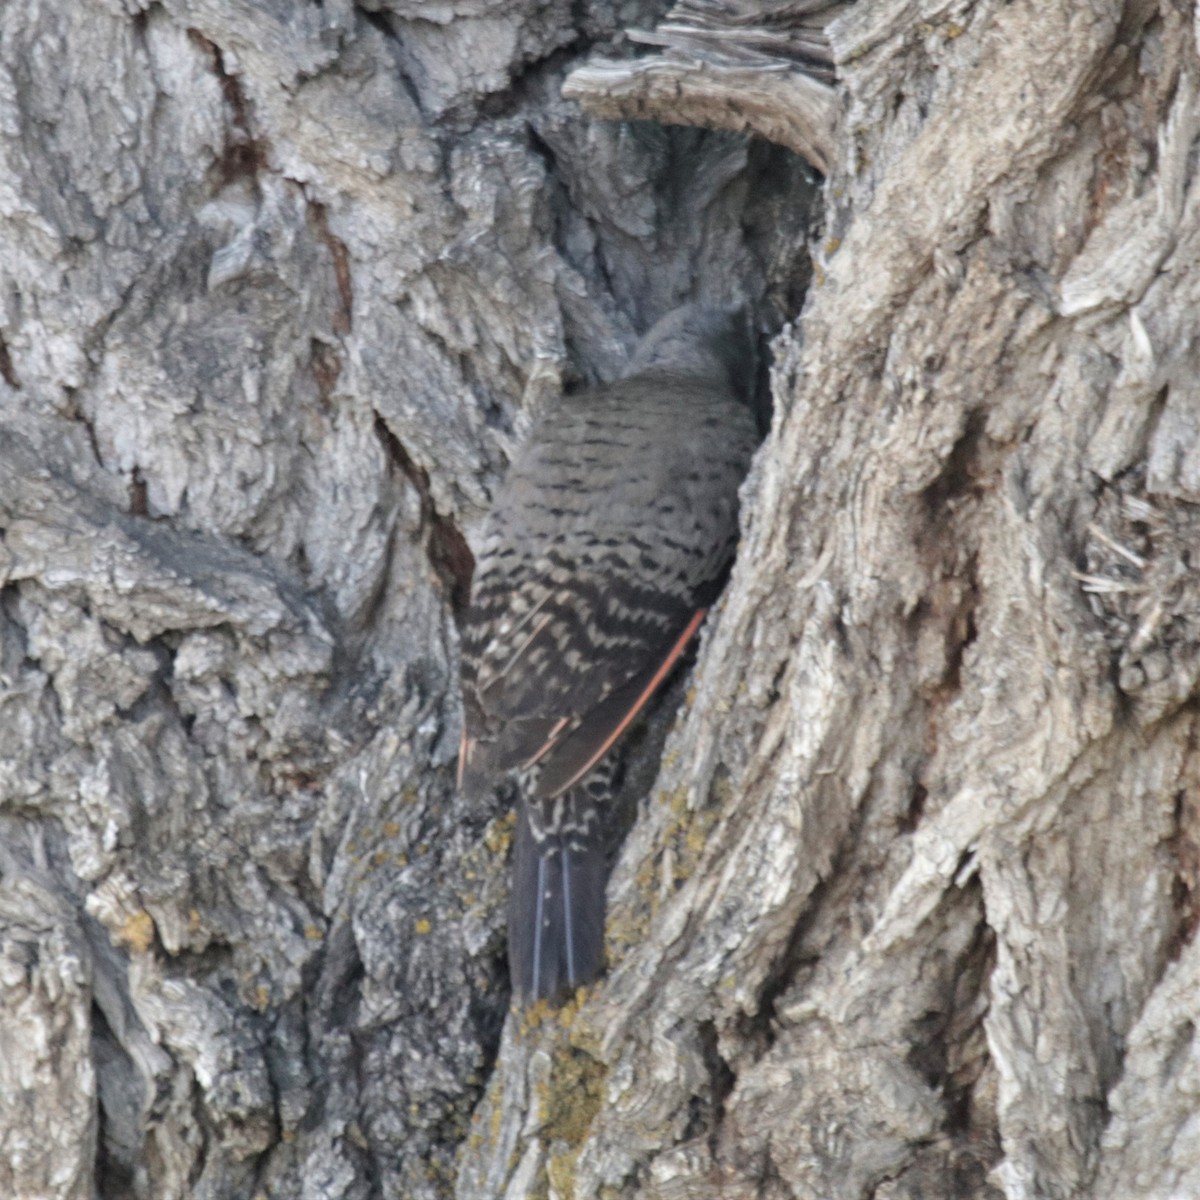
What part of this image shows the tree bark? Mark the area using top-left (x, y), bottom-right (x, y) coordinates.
top-left (2, 3), bottom-right (1198, 1200)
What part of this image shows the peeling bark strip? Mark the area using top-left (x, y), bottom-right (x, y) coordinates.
top-left (307, 201), bottom-right (354, 334)
top-left (564, 1), bottom-right (841, 172)
top-left (564, 58), bottom-right (838, 175)
top-left (2, 1), bottom-right (1199, 1199)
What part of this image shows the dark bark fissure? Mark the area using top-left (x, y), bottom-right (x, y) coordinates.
top-left (0, 331), bottom-right (18, 389)
top-left (1167, 729), bottom-right (1200, 960)
top-left (187, 29), bottom-right (267, 190)
top-left (693, 1018), bottom-right (736, 1154)
top-left (373, 414), bottom-right (474, 617)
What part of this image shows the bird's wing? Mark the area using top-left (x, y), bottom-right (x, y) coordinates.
top-left (459, 564), bottom-right (709, 798)
top-left (457, 372), bottom-right (756, 802)
top-left (528, 605), bottom-right (707, 797)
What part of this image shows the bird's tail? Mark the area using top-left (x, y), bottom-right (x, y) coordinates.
top-left (509, 783), bottom-right (609, 1004)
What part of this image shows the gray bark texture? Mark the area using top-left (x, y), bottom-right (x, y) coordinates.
top-left (1, 2), bottom-right (1198, 1200)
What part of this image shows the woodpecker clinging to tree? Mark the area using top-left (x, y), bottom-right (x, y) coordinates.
top-left (458, 304), bottom-right (760, 1003)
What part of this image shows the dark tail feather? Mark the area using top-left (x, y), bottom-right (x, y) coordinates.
top-left (509, 805), bottom-right (606, 1003)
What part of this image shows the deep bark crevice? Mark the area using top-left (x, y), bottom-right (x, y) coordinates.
top-left (187, 28), bottom-right (267, 190)
top-left (373, 414), bottom-right (474, 617)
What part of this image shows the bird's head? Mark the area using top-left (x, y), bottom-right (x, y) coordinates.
top-left (625, 303), bottom-right (754, 399)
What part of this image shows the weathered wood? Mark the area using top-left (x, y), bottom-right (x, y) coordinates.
top-left (2, 1), bottom-right (1198, 1199)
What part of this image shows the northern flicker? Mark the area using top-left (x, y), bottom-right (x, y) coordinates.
top-left (459, 304), bottom-right (759, 1003)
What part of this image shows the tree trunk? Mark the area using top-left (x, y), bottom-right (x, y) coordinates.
top-left (2, 3), bottom-right (1197, 1200)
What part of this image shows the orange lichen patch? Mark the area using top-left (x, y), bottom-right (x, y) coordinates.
top-left (117, 909), bottom-right (156, 953)
top-left (484, 810), bottom-right (517, 856)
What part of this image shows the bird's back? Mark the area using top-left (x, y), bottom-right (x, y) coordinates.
top-left (463, 370), bottom-right (756, 782)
